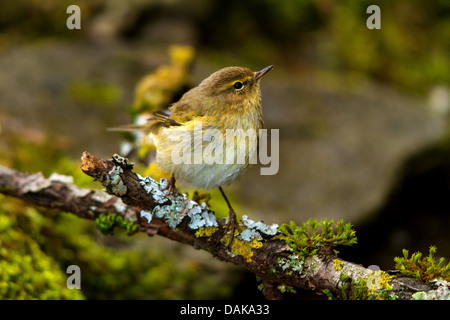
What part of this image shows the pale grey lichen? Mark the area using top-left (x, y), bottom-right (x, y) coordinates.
top-left (412, 278), bottom-right (450, 300)
top-left (302, 255), bottom-right (322, 279)
top-left (187, 202), bottom-right (217, 229)
top-left (140, 210), bottom-right (153, 223)
top-left (113, 198), bottom-right (127, 214)
top-left (136, 174), bottom-right (218, 230)
top-left (70, 185), bottom-right (92, 198)
top-left (239, 229), bottom-right (261, 241)
top-left (278, 254), bottom-right (305, 274)
top-left (91, 190), bottom-right (114, 203)
top-left (107, 165), bottom-right (127, 196)
top-left (49, 172), bottom-right (94, 198)
top-left (242, 215), bottom-right (278, 236)
top-left (238, 215), bottom-right (279, 241)
top-left (112, 153), bottom-right (135, 168)
top-left (49, 173), bottom-right (74, 184)
top-left (138, 174), bottom-right (167, 203)
top-left (21, 173), bottom-right (52, 193)
top-left (152, 203), bottom-right (184, 228)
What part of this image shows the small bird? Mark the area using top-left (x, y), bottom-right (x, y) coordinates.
top-left (121, 65), bottom-right (273, 245)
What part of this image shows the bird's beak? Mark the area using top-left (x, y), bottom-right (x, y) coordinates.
top-left (254, 65), bottom-right (274, 80)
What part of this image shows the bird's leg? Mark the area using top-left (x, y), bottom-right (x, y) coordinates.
top-left (218, 186), bottom-right (240, 248)
top-left (162, 173), bottom-right (177, 195)
top-left (192, 191), bottom-right (212, 207)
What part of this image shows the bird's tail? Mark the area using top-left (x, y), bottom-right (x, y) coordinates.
top-left (107, 123), bottom-right (150, 132)
top-left (107, 117), bottom-right (161, 133)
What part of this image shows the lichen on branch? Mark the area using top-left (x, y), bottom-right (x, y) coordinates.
top-left (1, 153), bottom-right (448, 300)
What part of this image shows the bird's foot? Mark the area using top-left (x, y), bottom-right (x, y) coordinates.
top-left (162, 174), bottom-right (177, 195)
top-left (223, 208), bottom-right (240, 249)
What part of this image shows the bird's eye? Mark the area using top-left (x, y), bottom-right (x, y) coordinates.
top-left (233, 81), bottom-right (244, 90)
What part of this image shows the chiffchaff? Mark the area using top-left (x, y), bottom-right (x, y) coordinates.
top-left (123, 65), bottom-right (273, 245)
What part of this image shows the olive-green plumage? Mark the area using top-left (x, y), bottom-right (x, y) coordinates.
top-left (128, 65), bottom-right (273, 246)
top-left (148, 66), bottom-right (272, 190)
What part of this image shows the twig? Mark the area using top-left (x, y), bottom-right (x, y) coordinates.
top-left (0, 153), bottom-right (443, 300)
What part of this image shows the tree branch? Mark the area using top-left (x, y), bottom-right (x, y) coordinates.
top-left (0, 152), bottom-right (447, 300)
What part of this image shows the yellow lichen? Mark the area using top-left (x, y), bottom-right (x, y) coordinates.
top-left (334, 259), bottom-right (343, 271)
top-left (366, 270), bottom-right (393, 300)
top-left (251, 239), bottom-right (263, 249)
top-left (366, 270), bottom-right (394, 297)
top-left (224, 236), bottom-right (263, 263)
top-left (195, 226), bottom-right (219, 238)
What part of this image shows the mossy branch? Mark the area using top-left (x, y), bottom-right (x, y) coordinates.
top-left (394, 246), bottom-right (450, 282)
top-left (278, 219), bottom-right (357, 256)
top-left (0, 153), bottom-right (449, 300)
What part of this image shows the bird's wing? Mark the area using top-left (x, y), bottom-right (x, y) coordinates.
top-left (151, 109), bottom-right (182, 127)
top-left (108, 109), bottom-right (182, 133)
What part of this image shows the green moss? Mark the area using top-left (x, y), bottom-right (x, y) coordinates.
top-left (322, 289), bottom-right (334, 300)
top-left (0, 212), bottom-right (84, 300)
top-left (0, 199), bottom-right (237, 299)
top-left (94, 213), bottom-right (138, 236)
top-left (278, 219), bottom-right (357, 257)
top-left (277, 284), bottom-right (296, 294)
top-left (56, 213), bottom-right (233, 299)
top-left (276, 220), bottom-right (357, 288)
top-left (394, 246), bottom-right (450, 282)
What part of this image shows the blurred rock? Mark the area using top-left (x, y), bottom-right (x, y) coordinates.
top-left (340, 136), bottom-right (450, 269)
top-left (231, 69), bottom-right (445, 225)
top-left (89, 0), bottom-right (152, 41)
top-left (0, 41), bottom-right (167, 159)
top-left (88, 0), bottom-right (211, 45)
top-left (1, 40), bottom-right (444, 228)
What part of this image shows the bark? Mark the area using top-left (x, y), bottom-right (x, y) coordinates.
top-left (0, 152), bottom-right (444, 300)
